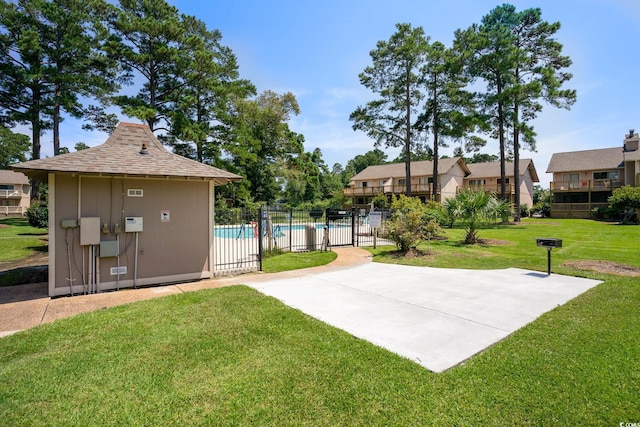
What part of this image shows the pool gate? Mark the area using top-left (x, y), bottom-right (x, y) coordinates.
top-left (212, 207), bottom-right (391, 276)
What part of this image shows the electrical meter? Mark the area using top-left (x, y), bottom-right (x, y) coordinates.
top-left (125, 217), bottom-right (143, 232)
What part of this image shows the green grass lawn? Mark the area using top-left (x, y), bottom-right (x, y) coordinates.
top-left (1, 218), bottom-right (639, 425)
top-left (262, 250), bottom-right (337, 273)
top-left (0, 217), bottom-right (47, 263)
top-left (373, 218), bottom-right (640, 277)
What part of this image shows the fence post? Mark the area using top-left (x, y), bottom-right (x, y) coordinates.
top-left (288, 207), bottom-right (293, 250)
top-left (351, 207), bottom-right (356, 246)
top-left (257, 208), bottom-right (263, 271)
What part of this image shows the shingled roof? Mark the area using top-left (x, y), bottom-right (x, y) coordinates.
top-left (349, 157), bottom-right (470, 182)
top-left (12, 123), bottom-right (242, 184)
top-left (546, 147), bottom-right (624, 173)
top-left (0, 170), bottom-right (29, 185)
top-left (467, 159), bottom-right (539, 182)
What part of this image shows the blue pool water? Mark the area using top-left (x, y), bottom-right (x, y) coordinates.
top-left (214, 223), bottom-right (348, 238)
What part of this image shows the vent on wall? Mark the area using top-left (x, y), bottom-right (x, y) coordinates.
top-left (128, 189), bottom-right (143, 197)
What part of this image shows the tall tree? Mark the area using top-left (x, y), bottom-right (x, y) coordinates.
top-left (455, 8), bottom-right (516, 201)
top-left (0, 0), bottom-right (52, 163)
top-left (350, 23), bottom-right (429, 196)
top-left (0, 0), bottom-right (118, 157)
top-left (105, 0), bottom-right (189, 131)
top-left (45, 0), bottom-right (119, 155)
top-left (167, 15), bottom-right (255, 163)
top-left (0, 125), bottom-right (30, 169)
top-left (344, 148), bottom-right (388, 177)
top-left (226, 90), bottom-right (303, 205)
top-left (419, 41), bottom-right (479, 202)
top-left (505, 5), bottom-right (576, 221)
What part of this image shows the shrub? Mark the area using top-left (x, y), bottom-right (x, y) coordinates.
top-left (385, 195), bottom-right (440, 254)
top-left (423, 200), bottom-right (445, 225)
top-left (26, 204), bottom-right (48, 229)
top-left (443, 190), bottom-right (510, 244)
top-left (371, 193), bottom-right (389, 209)
top-left (591, 206), bottom-right (618, 221)
top-left (519, 204), bottom-right (530, 218)
top-left (532, 201), bottom-right (551, 217)
top-left (608, 186), bottom-right (640, 224)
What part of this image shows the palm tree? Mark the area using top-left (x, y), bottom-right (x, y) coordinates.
top-left (444, 189), bottom-right (511, 244)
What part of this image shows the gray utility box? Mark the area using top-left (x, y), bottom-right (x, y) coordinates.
top-left (305, 225), bottom-right (316, 251)
top-left (536, 238), bottom-right (562, 248)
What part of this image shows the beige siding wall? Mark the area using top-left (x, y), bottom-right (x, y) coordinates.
top-left (440, 164), bottom-right (466, 201)
top-left (520, 169), bottom-right (534, 207)
top-left (52, 174), bottom-right (211, 296)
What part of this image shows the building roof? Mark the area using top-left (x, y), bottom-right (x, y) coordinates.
top-left (0, 170), bottom-right (29, 185)
top-left (546, 147), bottom-right (624, 173)
top-left (466, 159), bottom-right (539, 182)
top-left (350, 157), bottom-right (470, 182)
top-left (12, 122), bottom-right (242, 184)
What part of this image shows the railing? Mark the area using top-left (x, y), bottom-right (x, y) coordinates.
top-left (459, 184), bottom-right (515, 194)
top-left (0, 190), bottom-right (23, 198)
top-left (0, 206), bottom-right (25, 215)
top-left (212, 207), bottom-right (392, 277)
top-left (551, 202), bottom-right (609, 211)
top-left (344, 183), bottom-right (438, 197)
top-left (550, 202), bottom-right (610, 219)
top-left (550, 179), bottom-right (625, 191)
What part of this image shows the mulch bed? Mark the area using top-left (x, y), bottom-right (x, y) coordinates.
top-left (564, 260), bottom-right (640, 277)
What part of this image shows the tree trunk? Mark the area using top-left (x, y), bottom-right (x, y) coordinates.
top-left (432, 116), bottom-right (439, 203)
top-left (404, 69), bottom-right (412, 196)
top-left (513, 98), bottom-right (521, 222)
top-left (432, 75), bottom-right (439, 203)
top-left (31, 88), bottom-right (41, 201)
top-left (53, 93), bottom-right (61, 156)
top-left (497, 79), bottom-right (506, 201)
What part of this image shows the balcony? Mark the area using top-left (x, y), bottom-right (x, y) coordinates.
top-left (344, 184), bottom-right (438, 197)
top-left (459, 184), bottom-right (515, 194)
top-left (0, 206), bottom-right (26, 216)
top-left (550, 179), bottom-right (625, 191)
top-left (550, 202), bottom-right (609, 219)
top-left (0, 189), bottom-right (24, 199)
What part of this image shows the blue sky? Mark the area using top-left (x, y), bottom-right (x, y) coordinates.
top-left (36, 0), bottom-right (640, 187)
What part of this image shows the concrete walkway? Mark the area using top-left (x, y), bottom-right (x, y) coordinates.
top-left (248, 263), bottom-right (601, 372)
top-left (0, 247), bottom-right (372, 337)
top-left (0, 248), bottom-right (602, 372)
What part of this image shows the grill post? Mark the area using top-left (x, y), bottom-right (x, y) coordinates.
top-left (536, 238), bottom-right (563, 275)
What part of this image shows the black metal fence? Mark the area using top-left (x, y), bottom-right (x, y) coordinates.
top-left (212, 207), bottom-right (391, 276)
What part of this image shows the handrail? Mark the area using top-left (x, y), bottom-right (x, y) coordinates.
top-left (344, 183), bottom-right (440, 196)
top-left (0, 189), bottom-right (24, 198)
top-left (550, 179), bottom-right (625, 191)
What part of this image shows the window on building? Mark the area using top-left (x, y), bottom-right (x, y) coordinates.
top-left (360, 181), bottom-right (368, 188)
top-left (497, 178), bottom-right (510, 185)
top-left (0, 185), bottom-right (14, 190)
top-left (468, 179), bottom-right (486, 186)
top-left (418, 177), bottom-right (433, 184)
top-left (398, 179), bottom-right (406, 186)
top-left (563, 173), bottom-right (579, 182)
top-left (593, 171), bottom-right (620, 180)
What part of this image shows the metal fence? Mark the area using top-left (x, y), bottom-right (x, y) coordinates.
top-left (212, 207), bottom-right (392, 276)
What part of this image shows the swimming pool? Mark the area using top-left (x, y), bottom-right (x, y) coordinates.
top-left (214, 223), bottom-right (349, 238)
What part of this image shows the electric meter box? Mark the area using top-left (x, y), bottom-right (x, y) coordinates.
top-left (79, 217), bottom-right (101, 245)
top-left (125, 217), bottom-right (143, 232)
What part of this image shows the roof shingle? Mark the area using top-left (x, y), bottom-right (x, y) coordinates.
top-left (546, 147), bottom-right (624, 173)
top-left (467, 159), bottom-right (539, 182)
top-left (350, 157), bottom-right (469, 182)
top-left (0, 170), bottom-right (29, 185)
top-left (12, 122), bottom-right (242, 184)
